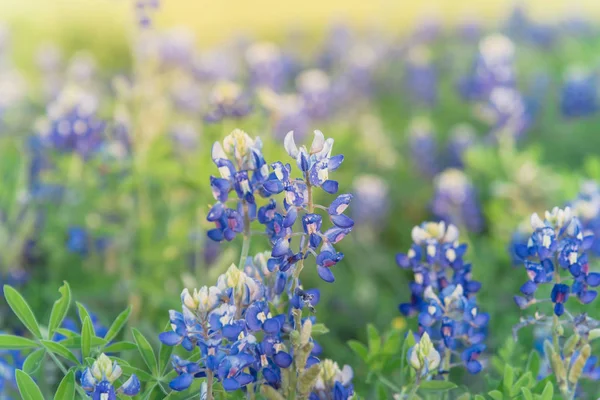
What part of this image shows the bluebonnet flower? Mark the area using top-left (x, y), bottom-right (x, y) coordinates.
top-left (207, 129), bottom-right (269, 242)
top-left (310, 359), bottom-right (354, 400)
top-left (204, 81), bottom-right (252, 123)
top-left (258, 89), bottom-right (309, 140)
top-left (408, 117), bottom-right (439, 178)
top-left (446, 124), bottom-right (477, 169)
top-left (397, 222), bottom-right (488, 374)
top-left (431, 169), bottom-right (484, 233)
top-left (480, 86), bottom-right (534, 142)
top-left (570, 181), bottom-right (600, 257)
top-left (80, 354), bottom-right (140, 399)
top-left (296, 70), bottom-right (332, 120)
top-left (513, 207), bottom-right (599, 316)
top-left (405, 46), bottom-right (437, 108)
top-left (36, 85), bottom-right (105, 159)
top-left (245, 42), bottom-right (288, 92)
top-left (408, 332), bottom-right (441, 376)
top-left (560, 67), bottom-right (598, 118)
top-left (458, 34), bottom-right (516, 101)
top-left (351, 174), bottom-right (389, 228)
top-left (260, 130), bottom-right (353, 283)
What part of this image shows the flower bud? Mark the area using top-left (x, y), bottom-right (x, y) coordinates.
top-left (408, 332), bottom-right (441, 375)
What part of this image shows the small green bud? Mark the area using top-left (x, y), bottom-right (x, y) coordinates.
top-left (563, 334), bottom-right (580, 357)
top-left (290, 330), bottom-right (301, 346)
top-left (298, 363), bottom-right (321, 395)
top-left (301, 319), bottom-right (312, 346)
top-left (407, 332), bottom-right (440, 375)
top-left (568, 344), bottom-right (591, 384)
top-left (588, 328), bottom-right (600, 341)
top-left (261, 385), bottom-right (286, 400)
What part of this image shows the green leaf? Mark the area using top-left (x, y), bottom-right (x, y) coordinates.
top-left (0, 334), bottom-right (39, 350)
top-left (376, 382), bottom-right (388, 400)
top-left (53, 328), bottom-right (77, 340)
top-left (487, 390), bottom-right (503, 400)
top-left (311, 323), bottom-right (329, 336)
top-left (104, 341), bottom-right (138, 353)
top-left (119, 364), bottom-right (156, 382)
top-left (54, 370), bottom-right (76, 400)
top-left (367, 324), bottom-right (381, 354)
top-left (60, 336), bottom-right (107, 349)
top-left (48, 282), bottom-right (72, 338)
top-left (158, 322), bottom-right (174, 376)
top-left (347, 340), bottom-right (368, 361)
top-left (526, 350), bottom-right (541, 379)
top-left (521, 387), bottom-right (533, 400)
top-left (3, 285), bottom-right (42, 339)
top-left (15, 370), bottom-right (44, 400)
top-left (261, 385), bottom-right (285, 400)
top-left (41, 340), bottom-right (80, 364)
top-left (132, 328), bottom-right (158, 375)
top-left (419, 381), bottom-right (457, 391)
top-left (76, 302), bottom-right (93, 326)
top-left (456, 394), bottom-right (471, 400)
top-left (23, 349), bottom-right (45, 374)
top-left (81, 316), bottom-right (94, 359)
top-left (104, 306), bottom-right (132, 343)
top-left (540, 382), bottom-right (554, 400)
top-left (503, 365), bottom-right (514, 392)
top-left (382, 329), bottom-right (402, 354)
top-left (474, 396), bottom-right (486, 400)
top-left (511, 372), bottom-right (533, 396)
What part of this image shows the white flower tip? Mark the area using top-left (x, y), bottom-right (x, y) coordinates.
top-left (284, 131), bottom-right (299, 158)
top-left (530, 213), bottom-right (544, 229)
top-left (211, 141), bottom-right (226, 161)
top-left (444, 224), bottom-right (459, 242)
top-left (310, 130), bottom-right (325, 154)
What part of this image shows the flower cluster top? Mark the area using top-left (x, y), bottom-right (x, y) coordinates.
top-left (514, 207), bottom-right (600, 316)
top-left (397, 222), bottom-right (488, 374)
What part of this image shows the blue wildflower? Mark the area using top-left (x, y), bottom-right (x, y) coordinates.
top-left (80, 354), bottom-right (140, 398)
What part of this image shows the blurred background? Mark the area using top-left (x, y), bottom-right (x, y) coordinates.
top-left (3, 0), bottom-right (600, 396)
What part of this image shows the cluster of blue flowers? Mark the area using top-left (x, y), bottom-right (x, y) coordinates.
top-left (166, 130), bottom-right (355, 398)
top-left (513, 207), bottom-right (600, 316)
top-left (397, 222), bottom-right (489, 374)
top-left (159, 259), bottom-right (354, 398)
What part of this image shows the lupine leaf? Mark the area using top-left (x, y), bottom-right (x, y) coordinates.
top-left (132, 328), bottom-right (158, 375)
top-left (526, 350), bottom-right (541, 378)
top-left (23, 349), bottom-right (45, 374)
top-left (487, 390), bottom-right (503, 400)
top-left (311, 323), bottom-right (329, 336)
top-left (104, 341), bottom-right (138, 353)
top-left (104, 306), bottom-right (132, 343)
top-left (76, 302), bottom-right (93, 326)
top-left (347, 340), bottom-right (368, 361)
top-left (419, 381), bottom-right (457, 391)
top-left (48, 282), bottom-right (72, 338)
top-left (521, 387), bottom-right (533, 400)
top-left (60, 336), bottom-right (107, 349)
top-left (3, 285), bottom-right (42, 339)
top-left (15, 370), bottom-right (44, 400)
top-left (511, 372), bottom-right (533, 396)
top-left (158, 322), bottom-right (174, 375)
top-left (0, 334), bottom-right (39, 350)
top-left (81, 316), bottom-right (94, 359)
top-left (41, 340), bottom-right (80, 364)
top-left (540, 382), bottom-right (554, 400)
top-left (54, 370), bottom-right (76, 400)
top-left (367, 324), bottom-right (381, 354)
top-left (119, 364), bottom-right (156, 382)
top-left (503, 365), bottom-right (514, 392)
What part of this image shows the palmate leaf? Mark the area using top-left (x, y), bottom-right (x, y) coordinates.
top-left (48, 281), bottom-right (72, 338)
top-left (81, 316), bottom-right (95, 359)
top-left (22, 349), bottom-right (45, 374)
top-left (15, 370), bottom-right (44, 400)
top-left (132, 328), bottom-right (158, 376)
top-left (54, 370), bottom-right (76, 400)
top-left (3, 285), bottom-right (42, 339)
top-left (41, 340), bottom-right (80, 365)
top-left (104, 306), bottom-right (132, 343)
top-left (0, 334), bottom-right (39, 350)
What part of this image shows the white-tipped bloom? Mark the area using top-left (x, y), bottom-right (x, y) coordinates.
top-left (91, 354), bottom-right (122, 383)
top-left (284, 131), bottom-right (299, 158)
top-left (310, 130), bottom-right (326, 154)
top-left (530, 212), bottom-right (545, 230)
top-left (411, 221), bottom-right (458, 245)
top-left (408, 332), bottom-right (441, 374)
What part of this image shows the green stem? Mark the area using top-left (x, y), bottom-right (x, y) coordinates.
top-left (47, 350), bottom-right (88, 397)
top-left (238, 200), bottom-right (251, 270)
top-left (406, 376), bottom-right (421, 400)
